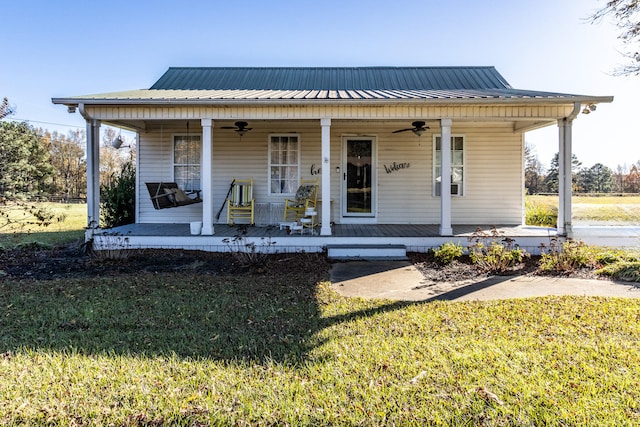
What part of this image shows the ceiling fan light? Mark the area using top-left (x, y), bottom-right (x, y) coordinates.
top-left (236, 129), bottom-right (247, 137)
top-left (413, 129), bottom-right (424, 136)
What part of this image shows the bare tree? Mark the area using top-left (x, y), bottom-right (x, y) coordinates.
top-left (0, 97), bottom-right (16, 120)
top-left (590, 0), bottom-right (640, 76)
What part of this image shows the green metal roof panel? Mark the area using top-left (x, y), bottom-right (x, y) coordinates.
top-left (149, 67), bottom-right (513, 91)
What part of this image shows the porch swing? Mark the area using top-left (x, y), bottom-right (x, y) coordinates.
top-left (145, 123), bottom-right (203, 210)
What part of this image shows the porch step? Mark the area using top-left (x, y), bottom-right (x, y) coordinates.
top-left (327, 244), bottom-right (407, 260)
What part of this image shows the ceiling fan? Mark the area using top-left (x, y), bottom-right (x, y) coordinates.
top-left (393, 121), bottom-right (429, 136)
top-left (221, 121), bottom-right (252, 136)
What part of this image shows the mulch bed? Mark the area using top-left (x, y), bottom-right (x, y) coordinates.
top-left (0, 242), bottom-right (599, 282)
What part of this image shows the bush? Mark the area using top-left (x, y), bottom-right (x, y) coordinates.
top-left (222, 226), bottom-right (276, 273)
top-left (525, 200), bottom-right (557, 227)
top-left (100, 159), bottom-right (135, 228)
top-left (596, 261), bottom-right (640, 282)
top-left (592, 248), bottom-right (640, 282)
top-left (538, 238), bottom-right (594, 273)
top-left (468, 227), bottom-right (527, 273)
top-left (432, 242), bottom-right (463, 265)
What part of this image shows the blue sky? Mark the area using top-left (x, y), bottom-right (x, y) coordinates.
top-left (2, 0), bottom-right (637, 169)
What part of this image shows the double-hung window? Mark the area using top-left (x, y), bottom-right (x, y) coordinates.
top-left (173, 134), bottom-right (201, 191)
top-left (269, 134), bottom-right (300, 194)
top-left (434, 135), bottom-right (464, 196)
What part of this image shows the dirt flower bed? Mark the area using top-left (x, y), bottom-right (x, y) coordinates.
top-left (0, 241), bottom-right (602, 282)
top-left (408, 252), bottom-right (600, 282)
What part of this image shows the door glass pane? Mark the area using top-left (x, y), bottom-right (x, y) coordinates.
top-left (346, 139), bottom-right (372, 214)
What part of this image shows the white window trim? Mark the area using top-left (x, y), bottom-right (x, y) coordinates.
top-left (172, 133), bottom-right (202, 191)
top-left (268, 133), bottom-right (301, 195)
top-left (433, 134), bottom-right (465, 197)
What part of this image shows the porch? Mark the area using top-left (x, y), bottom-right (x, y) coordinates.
top-left (91, 223), bottom-right (561, 255)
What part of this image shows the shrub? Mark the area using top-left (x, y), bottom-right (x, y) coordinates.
top-left (432, 242), bottom-right (463, 265)
top-left (15, 241), bottom-right (53, 250)
top-left (222, 226), bottom-right (276, 273)
top-left (100, 159), bottom-right (135, 228)
top-left (538, 238), bottom-right (594, 273)
top-left (468, 227), bottom-right (527, 273)
top-left (596, 261), bottom-right (640, 282)
top-left (525, 200), bottom-right (558, 227)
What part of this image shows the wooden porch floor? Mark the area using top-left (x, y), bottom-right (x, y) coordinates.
top-left (104, 223), bottom-right (557, 239)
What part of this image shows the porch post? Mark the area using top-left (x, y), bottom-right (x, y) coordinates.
top-left (201, 119), bottom-right (214, 235)
top-left (86, 119), bottom-right (101, 228)
top-left (439, 118), bottom-right (453, 236)
top-left (557, 118), bottom-right (573, 237)
top-left (320, 118), bottom-right (332, 236)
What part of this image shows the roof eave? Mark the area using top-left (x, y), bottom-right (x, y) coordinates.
top-left (52, 95), bottom-right (614, 108)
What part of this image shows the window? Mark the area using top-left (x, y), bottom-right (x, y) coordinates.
top-left (173, 134), bottom-right (201, 191)
top-left (269, 134), bottom-right (299, 194)
top-left (434, 135), bottom-right (464, 196)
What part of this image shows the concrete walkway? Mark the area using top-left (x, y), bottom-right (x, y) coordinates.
top-left (330, 260), bottom-right (640, 302)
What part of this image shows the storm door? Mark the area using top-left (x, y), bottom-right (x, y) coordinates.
top-left (342, 137), bottom-right (376, 217)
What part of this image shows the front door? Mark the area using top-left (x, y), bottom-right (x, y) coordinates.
top-left (342, 137), bottom-right (376, 218)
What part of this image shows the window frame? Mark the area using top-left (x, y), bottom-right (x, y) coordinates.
top-left (172, 133), bottom-right (202, 192)
top-left (433, 134), bottom-right (465, 197)
top-left (268, 133), bottom-right (301, 195)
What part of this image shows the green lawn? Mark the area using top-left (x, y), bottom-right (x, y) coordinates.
top-left (0, 202), bottom-right (85, 248)
top-left (527, 195), bottom-right (640, 224)
top-left (1, 267), bottom-right (639, 425)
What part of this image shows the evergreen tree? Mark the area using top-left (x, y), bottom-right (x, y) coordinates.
top-left (543, 153), bottom-right (582, 193)
top-left (0, 121), bottom-right (54, 198)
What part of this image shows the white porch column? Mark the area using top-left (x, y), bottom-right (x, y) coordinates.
top-left (439, 118), bottom-right (453, 236)
top-left (201, 119), bottom-right (214, 235)
top-left (320, 118), bottom-right (332, 236)
top-left (557, 118), bottom-right (573, 237)
top-left (86, 119), bottom-right (101, 228)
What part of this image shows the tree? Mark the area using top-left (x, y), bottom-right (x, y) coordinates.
top-left (625, 163), bottom-right (640, 192)
top-left (0, 121), bottom-right (54, 198)
top-left (0, 97), bottom-right (15, 120)
top-left (41, 129), bottom-right (87, 201)
top-left (100, 127), bottom-right (128, 188)
top-left (524, 143), bottom-right (545, 194)
top-left (590, 0), bottom-right (640, 76)
top-left (543, 153), bottom-right (582, 193)
top-left (576, 163), bottom-right (614, 193)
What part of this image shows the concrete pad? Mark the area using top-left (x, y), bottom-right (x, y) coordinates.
top-left (330, 261), bottom-right (640, 302)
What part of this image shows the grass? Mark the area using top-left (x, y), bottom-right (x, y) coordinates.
top-left (1, 268), bottom-right (640, 425)
top-left (0, 202), bottom-right (85, 248)
top-left (527, 195), bottom-right (640, 224)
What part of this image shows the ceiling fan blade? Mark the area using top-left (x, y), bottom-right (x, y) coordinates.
top-left (392, 128), bottom-right (413, 133)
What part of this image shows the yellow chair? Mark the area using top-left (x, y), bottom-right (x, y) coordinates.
top-left (283, 177), bottom-right (318, 225)
top-left (227, 178), bottom-right (255, 225)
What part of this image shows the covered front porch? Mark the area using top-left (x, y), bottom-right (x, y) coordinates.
top-left (92, 223), bottom-right (560, 255)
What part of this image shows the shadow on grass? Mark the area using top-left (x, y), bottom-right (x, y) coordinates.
top-left (0, 267), bottom-right (414, 364)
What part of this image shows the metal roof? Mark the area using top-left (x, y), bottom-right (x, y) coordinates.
top-left (51, 67), bottom-right (614, 106)
top-left (149, 67), bottom-right (513, 91)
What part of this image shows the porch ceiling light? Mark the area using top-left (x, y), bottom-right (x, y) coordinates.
top-left (582, 103), bottom-right (597, 114)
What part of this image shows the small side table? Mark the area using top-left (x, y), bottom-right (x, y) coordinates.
top-left (301, 210), bottom-right (317, 235)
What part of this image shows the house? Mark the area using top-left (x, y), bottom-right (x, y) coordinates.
top-left (52, 66), bottom-right (613, 256)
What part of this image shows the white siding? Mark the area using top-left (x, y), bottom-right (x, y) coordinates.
top-left (138, 125), bottom-right (203, 224)
top-left (138, 120), bottom-right (523, 226)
